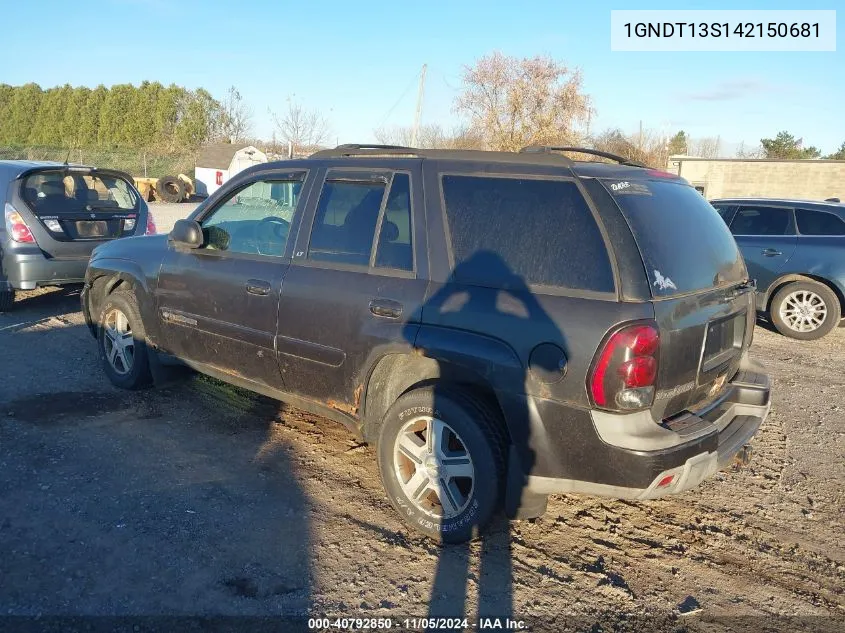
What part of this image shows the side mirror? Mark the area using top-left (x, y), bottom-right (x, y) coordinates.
top-left (168, 219), bottom-right (203, 249)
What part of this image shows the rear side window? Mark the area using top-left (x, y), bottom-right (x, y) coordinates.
top-left (441, 175), bottom-right (614, 292)
top-left (605, 179), bottom-right (746, 297)
top-left (730, 206), bottom-right (793, 236)
top-left (22, 171), bottom-right (138, 213)
top-left (796, 209), bottom-right (845, 236)
top-left (307, 171), bottom-right (414, 271)
top-left (309, 177), bottom-right (386, 266)
top-left (375, 173), bottom-right (413, 271)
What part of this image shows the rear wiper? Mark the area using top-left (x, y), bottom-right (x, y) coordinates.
top-left (720, 279), bottom-right (756, 302)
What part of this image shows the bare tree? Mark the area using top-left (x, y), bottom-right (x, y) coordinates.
top-left (688, 136), bottom-right (722, 158)
top-left (590, 127), bottom-right (670, 168)
top-left (374, 123), bottom-right (484, 150)
top-left (271, 98), bottom-right (331, 155)
top-left (454, 52), bottom-right (591, 152)
top-left (219, 86), bottom-right (253, 143)
top-left (735, 142), bottom-right (766, 159)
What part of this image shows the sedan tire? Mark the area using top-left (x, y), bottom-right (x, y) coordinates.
top-left (770, 280), bottom-right (840, 341)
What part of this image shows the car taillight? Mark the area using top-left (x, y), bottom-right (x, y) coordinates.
top-left (4, 203), bottom-right (35, 243)
top-left (145, 213), bottom-right (157, 235)
top-left (589, 323), bottom-right (660, 411)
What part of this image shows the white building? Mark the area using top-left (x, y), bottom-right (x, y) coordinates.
top-left (194, 144), bottom-right (268, 196)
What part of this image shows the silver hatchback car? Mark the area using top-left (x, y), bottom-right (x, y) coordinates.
top-left (0, 161), bottom-right (154, 311)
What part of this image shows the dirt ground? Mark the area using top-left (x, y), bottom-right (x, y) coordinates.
top-left (0, 286), bottom-right (842, 632)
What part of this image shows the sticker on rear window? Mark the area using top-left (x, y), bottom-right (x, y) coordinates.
top-left (607, 180), bottom-right (652, 196)
top-left (653, 270), bottom-right (677, 291)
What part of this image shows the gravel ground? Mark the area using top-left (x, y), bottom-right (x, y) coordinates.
top-left (0, 287), bottom-right (843, 632)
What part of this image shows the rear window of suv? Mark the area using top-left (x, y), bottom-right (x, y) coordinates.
top-left (22, 171), bottom-right (138, 214)
top-left (604, 179), bottom-right (746, 297)
top-left (441, 175), bottom-right (614, 293)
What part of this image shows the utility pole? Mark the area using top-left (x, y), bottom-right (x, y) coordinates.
top-left (410, 64), bottom-right (427, 148)
top-left (638, 120), bottom-right (643, 151)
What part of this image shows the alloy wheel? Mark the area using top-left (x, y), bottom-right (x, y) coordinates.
top-left (778, 290), bottom-right (827, 333)
top-left (393, 416), bottom-right (475, 519)
top-left (103, 308), bottom-right (135, 375)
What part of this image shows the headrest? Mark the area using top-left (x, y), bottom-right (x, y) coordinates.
top-left (380, 220), bottom-right (399, 242)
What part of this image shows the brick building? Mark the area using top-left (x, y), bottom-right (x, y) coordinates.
top-left (666, 156), bottom-right (845, 201)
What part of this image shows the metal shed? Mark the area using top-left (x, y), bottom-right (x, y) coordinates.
top-left (194, 144), bottom-right (267, 196)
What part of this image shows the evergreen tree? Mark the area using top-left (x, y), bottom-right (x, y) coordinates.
top-left (7, 83), bottom-right (43, 145)
top-left (79, 85), bottom-right (107, 147)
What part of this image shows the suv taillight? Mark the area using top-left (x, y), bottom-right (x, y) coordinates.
top-left (4, 203), bottom-right (35, 243)
top-left (145, 212), bottom-right (157, 235)
top-left (589, 323), bottom-right (659, 411)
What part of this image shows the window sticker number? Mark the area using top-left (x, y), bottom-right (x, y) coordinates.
top-left (610, 181), bottom-right (631, 191)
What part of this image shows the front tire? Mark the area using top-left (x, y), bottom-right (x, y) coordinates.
top-left (376, 387), bottom-right (506, 543)
top-left (770, 280), bottom-right (840, 340)
top-left (97, 289), bottom-right (152, 389)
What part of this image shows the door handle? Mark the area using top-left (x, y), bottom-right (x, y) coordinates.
top-left (369, 299), bottom-right (403, 319)
top-left (245, 279), bottom-right (271, 296)
top-left (761, 248), bottom-right (782, 257)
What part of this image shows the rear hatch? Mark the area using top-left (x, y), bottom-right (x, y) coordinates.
top-left (15, 167), bottom-right (141, 258)
top-left (603, 176), bottom-right (755, 421)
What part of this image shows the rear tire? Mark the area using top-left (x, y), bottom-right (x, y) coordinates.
top-left (0, 289), bottom-right (14, 312)
top-left (156, 176), bottom-right (185, 203)
top-left (770, 280), bottom-right (840, 340)
top-left (376, 386), bottom-right (506, 543)
top-left (97, 289), bottom-right (152, 389)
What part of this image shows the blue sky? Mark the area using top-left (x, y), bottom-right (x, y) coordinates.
top-left (2, 0), bottom-right (842, 154)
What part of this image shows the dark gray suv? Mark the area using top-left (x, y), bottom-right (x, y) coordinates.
top-left (81, 145), bottom-right (772, 542)
top-left (0, 161), bottom-right (153, 311)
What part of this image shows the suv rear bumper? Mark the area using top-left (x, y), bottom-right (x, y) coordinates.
top-left (1, 251), bottom-right (88, 290)
top-left (512, 357), bottom-right (771, 500)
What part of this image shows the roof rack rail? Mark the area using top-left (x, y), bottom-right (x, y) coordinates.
top-left (310, 144), bottom-right (420, 158)
top-left (520, 146), bottom-right (647, 168)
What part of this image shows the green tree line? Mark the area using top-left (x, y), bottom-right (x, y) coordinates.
top-left (0, 81), bottom-right (226, 151)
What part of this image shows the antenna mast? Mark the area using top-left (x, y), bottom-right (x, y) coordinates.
top-left (410, 64), bottom-right (427, 148)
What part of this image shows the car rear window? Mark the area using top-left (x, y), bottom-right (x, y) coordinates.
top-left (604, 179), bottom-right (746, 297)
top-left (22, 171), bottom-right (138, 214)
top-left (441, 175), bottom-right (614, 293)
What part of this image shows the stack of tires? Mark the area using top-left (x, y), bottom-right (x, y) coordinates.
top-left (156, 176), bottom-right (187, 203)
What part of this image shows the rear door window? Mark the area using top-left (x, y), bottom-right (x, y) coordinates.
top-left (22, 171), bottom-right (138, 214)
top-left (604, 179), bottom-right (746, 297)
top-left (440, 175), bottom-right (614, 293)
top-left (308, 174), bottom-right (387, 267)
top-left (795, 208), bottom-right (845, 236)
top-left (730, 206), bottom-right (794, 236)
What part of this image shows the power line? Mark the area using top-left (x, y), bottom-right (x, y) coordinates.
top-left (376, 68), bottom-right (422, 129)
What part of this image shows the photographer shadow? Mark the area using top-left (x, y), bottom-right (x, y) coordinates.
top-left (403, 251), bottom-right (564, 631)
